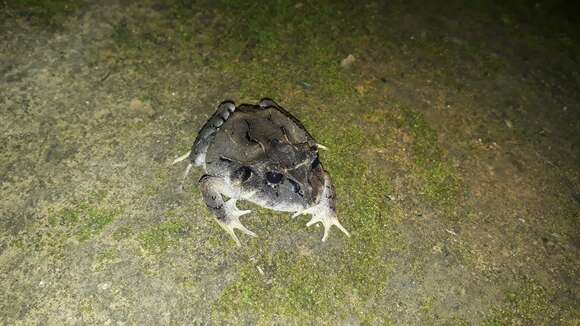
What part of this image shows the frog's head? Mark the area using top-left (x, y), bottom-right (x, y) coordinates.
top-left (230, 140), bottom-right (325, 210)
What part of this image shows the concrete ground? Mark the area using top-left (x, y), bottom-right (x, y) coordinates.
top-left (1, 0), bottom-right (578, 324)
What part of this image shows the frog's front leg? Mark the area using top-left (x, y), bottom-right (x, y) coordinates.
top-left (199, 175), bottom-right (256, 246)
top-left (292, 171), bottom-right (350, 241)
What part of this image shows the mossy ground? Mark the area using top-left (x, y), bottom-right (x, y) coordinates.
top-left (1, 0), bottom-right (579, 324)
top-left (1, 0), bottom-right (84, 32)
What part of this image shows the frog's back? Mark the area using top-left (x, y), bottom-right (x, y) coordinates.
top-left (194, 100), bottom-right (316, 167)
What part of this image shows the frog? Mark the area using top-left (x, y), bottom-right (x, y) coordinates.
top-left (172, 98), bottom-right (349, 246)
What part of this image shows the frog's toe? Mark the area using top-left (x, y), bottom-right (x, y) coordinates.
top-left (301, 205), bottom-right (350, 242)
top-left (291, 210), bottom-right (306, 219)
top-left (316, 143), bottom-right (329, 151)
top-left (224, 199), bottom-right (251, 218)
top-left (171, 151), bottom-right (191, 165)
top-left (307, 213), bottom-right (350, 242)
top-left (216, 199), bottom-right (256, 246)
top-left (216, 218), bottom-right (256, 247)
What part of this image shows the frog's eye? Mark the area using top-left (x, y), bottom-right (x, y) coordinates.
top-left (232, 166), bottom-right (252, 182)
top-left (266, 171), bottom-right (283, 184)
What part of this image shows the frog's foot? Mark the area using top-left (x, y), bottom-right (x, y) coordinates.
top-left (171, 151), bottom-right (193, 193)
top-left (171, 151), bottom-right (191, 165)
top-left (176, 163), bottom-right (193, 193)
top-left (216, 199), bottom-right (256, 247)
top-left (316, 143), bottom-right (329, 151)
top-left (293, 205), bottom-right (350, 242)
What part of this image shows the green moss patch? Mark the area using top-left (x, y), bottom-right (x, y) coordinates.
top-left (484, 278), bottom-right (559, 325)
top-left (139, 220), bottom-right (190, 254)
top-left (6, 202), bottom-right (121, 258)
top-left (94, 250), bottom-right (120, 271)
top-left (400, 108), bottom-right (461, 212)
top-left (112, 226), bottom-right (133, 241)
top-left (1, 0), bottom-right (83, 28)
top-left (76, 205), bottom-right (117, 241)
top-left (47, 203), bottom-right (120, 242)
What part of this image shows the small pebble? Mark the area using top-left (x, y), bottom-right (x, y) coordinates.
top-left (256, 266), bottom-right (264, 276)
top-left (99, 282), bottom-right (111, 290)
top-left (129, 98), bottom-right (155, 117)
top-left (299, 81), bottom-right (312, 90)
top-left (340, 54), bottom-right (356, 68)
top-left (446, 229), bottom-right (457, 236)
top-left (504, 120), bottom-right (513, 128)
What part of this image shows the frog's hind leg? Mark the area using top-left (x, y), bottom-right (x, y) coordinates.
top-left (199, 175), bottom-right (256, 246)
top-left (191, 101), bottom-right (236, 167)
top-left (172, 101), bottom-right (236, 192)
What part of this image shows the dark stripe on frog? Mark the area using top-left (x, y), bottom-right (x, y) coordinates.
top-left (199, 174), bottom-right (213, 182)
top-left (264, 101), bottom-right (316, 143)
top-left (244, 119), bottom-right (261, 145)
top-left (280, 125), bottom-right (291, 143)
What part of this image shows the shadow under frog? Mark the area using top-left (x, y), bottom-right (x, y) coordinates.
top-left (173, 98), bottom-right (349, 246)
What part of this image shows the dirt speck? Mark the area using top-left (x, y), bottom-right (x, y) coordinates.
top-left (129, 98), bottom-right (155, 117)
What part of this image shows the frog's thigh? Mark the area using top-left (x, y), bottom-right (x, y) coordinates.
top-left (199, 174), bottom-right (256, 246)
top-left (199, 175), bottom-right (229, 220)
top-left (198, 175), bottom-right (247, 219)
top-left (191, 101), bottom-right (236, 166)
